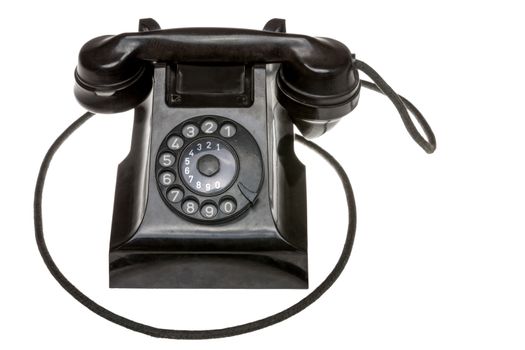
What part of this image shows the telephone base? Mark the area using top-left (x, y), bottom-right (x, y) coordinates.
top-left (108, 65), bottom-right (308, 289)
top-left (109, 252), bottom-right (307, 289)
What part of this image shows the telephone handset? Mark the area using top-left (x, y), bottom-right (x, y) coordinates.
top-left (35, 18), bottom-right (436, 338)
top-left (75, 19), bottom-right (360, 136)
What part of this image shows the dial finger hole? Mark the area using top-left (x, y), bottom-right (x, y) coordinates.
top-left (167, 136), bottom-right (184, 150)
top-left (201, 203), bottom-right (218, 218)
top-left (182, 124), bottom-right (199, 138)
top-left (220, 198), bottom-right (237, 214)
top-left (159, 152), bottom-right (175, 167)
top-left (182, 199), bottom-right (199, 215)
top-left (159, 171), bottom-right (176, 186)
top-left (219, 123), bottom-right (236, 138)
top-left (167, 187), bottom-right (184, 203)
top-left (201, 119), bottom-right (218, 134)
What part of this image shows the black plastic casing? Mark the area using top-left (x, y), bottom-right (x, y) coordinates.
top-left (109, 63), bottom-right (309, 288)
top-left (75, 18), bottom-right (362, 288)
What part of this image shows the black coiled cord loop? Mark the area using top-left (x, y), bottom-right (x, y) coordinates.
top-left (34, 60), bottom-right (435, 339)
top-left (354, 59), bottom-right (436, 154)
top-left (34, 111), bottom-right (357, 339)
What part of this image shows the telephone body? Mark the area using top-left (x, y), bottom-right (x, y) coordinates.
top-left (72, 18), bottom-right (420, 289)
top-left (109, 53), bottom-right (310, 288)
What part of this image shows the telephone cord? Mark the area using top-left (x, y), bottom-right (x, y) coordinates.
top-left (34, 61), bottom-right (435, 339)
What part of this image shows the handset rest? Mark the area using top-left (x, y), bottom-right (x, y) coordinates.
top-left (74, 24), bottom-right (361, 137)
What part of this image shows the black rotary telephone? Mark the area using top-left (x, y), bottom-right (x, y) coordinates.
top-left (35, 18), bottom-right (436, 338)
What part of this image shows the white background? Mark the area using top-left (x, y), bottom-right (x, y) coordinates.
top-left (1, 0), bottom-right (524, 349)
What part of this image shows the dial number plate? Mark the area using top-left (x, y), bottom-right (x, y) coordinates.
top-left (155, 115), bottom-right (263, 223)
top-left (179, 137), bottom-right (238, 196)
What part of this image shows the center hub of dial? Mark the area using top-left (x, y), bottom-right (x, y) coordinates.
top-left (197, 154), bottom-right (220, 177)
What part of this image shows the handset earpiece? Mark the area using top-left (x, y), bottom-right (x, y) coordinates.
top-left (276, 45), bottom-right (361, 137)
top-left (74, 34), bottom-right (153, 114)
top-left (74, 19), bottom-right (161, 114)
top-left (73, 20), bottom-right (361, 133)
